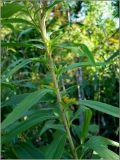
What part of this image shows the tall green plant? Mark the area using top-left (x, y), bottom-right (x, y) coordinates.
top-left (1, 1), bottom-right (119, 159)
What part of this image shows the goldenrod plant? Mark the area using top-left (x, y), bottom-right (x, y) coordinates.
top-left (1, 0), bottom-right (119, 159)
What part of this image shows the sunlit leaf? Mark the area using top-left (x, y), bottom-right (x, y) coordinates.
top-left (1, 3), bottom-right (24, 18)
top-left (83, 136), bottom-right (119, 160)
top-left (80, 100), bottom-right (119, 118)
top-left (2, 18), bottom-right (33, 25)
top-left (106, 50), bottom-right (119, 62)
top-left (80, 44), bottom-right (95, 65)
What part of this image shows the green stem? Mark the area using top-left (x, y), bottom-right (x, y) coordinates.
top-left (47, 45), bottom-right (78, 160)
top-left (39, 10), bottom-right (78, 160)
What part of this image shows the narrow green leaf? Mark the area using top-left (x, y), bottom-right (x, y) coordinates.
top-left (61, 62), bottom-right (91, 75)
top-left (1, 3), bottom-right (23, 18)
top-left (55, 42), bottom-right (95, 65)
top-left (18, 28), bottom-right (33, 40)
top-left (60, 61), bottom-right (108, 76)
top-left (80, 100), bottom-right (119, 118)
top-left (2, 92), bottom-right (55, 108)
top-left (2, 58), bottom-right (32, 81)
top-left (1, 93), bottom-right (30, 108)
top-left (2, 23), bottom-right (14, 30)
top-left (83, 136), bottom-right (119, 160)
top-left (2, 108), bottom-right (55, 143)
top-left (55, 42), bottom-right (84, 56)
top-left (1, 42), bottom-right (32, 47)
top-left (2, 57), bottom-right (44, 81)
top-left (40, 120), bottom-right (64, 136)
top-left (33, 44), bottom-right (45, 49)
top-left (45, 131), bottom-right (66, 159)
top-left (2, 18), bottom-right (33, 25)
top-left (81, 107), bottom-right (92, 143)
top-left (95, 147), bottom-right (119, 160)
top-left (1, 89), bottom-right (53, 130)
top-left (106, 50), bottom-right (119, 62)
top-left (80, 44), bottom-right (95, 65)
top-left (14, 142), bottom-right (44, 159)
top-left (1, 42), bottom-right (45, 49)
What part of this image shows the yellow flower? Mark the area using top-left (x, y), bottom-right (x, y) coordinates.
top-left (63, 96), bottom-right (76, 104)
top-left (63, 96), bottom-right (70, 103)
top-left (69, 98), bottom-right (76, 104)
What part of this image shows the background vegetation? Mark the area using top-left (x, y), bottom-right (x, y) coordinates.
top-left (1, 0), bottom-right (119, 159)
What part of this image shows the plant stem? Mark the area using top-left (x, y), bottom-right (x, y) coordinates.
top-left (39, 11), bottom-right (78, 160)
top-left (47, 44), bottom-right (78, 159)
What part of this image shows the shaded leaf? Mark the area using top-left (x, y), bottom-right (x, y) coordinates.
top-left (14, 142), bottom-right (44, 159)
top-left (81, 107), bottom-right (92, 143)
top-left (2, 89), bottom-right (53, 130)
top-left (1, 93), bottom-right (30, 108)
top-left (1, 42), bottom-right (32, 47)
top-left (45, 131), bottom-right (66, 159)
top-left (2, 108), bottom-right (55, 143)
top-left (2, 57), bottom-right (45, 81)
top-left (18, 28), bottom-right (33, 40)
top-left (40, 120), bottom-right (64, 136)
top-left (2, 92), bottom-right (55, 108)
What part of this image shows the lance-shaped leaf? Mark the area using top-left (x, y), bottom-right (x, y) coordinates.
top-left (39, 120), bottom-right (64, 136)
top-left (106, 50), bottom-right (119, 62)
top-left (2, 108), bottom-right (55, 143)
top-left (2, 57), bottom-right (45, 81)
top-left (2, 18), bottom-right (33, 25)
top-left (14, 142), bottom-right (44, 159)
top-left (61, 62), bottom-right (91, 75)
top-left (55, 42), bottom-right (84, 57)
top-left (1, 3), bottom-right (24, 18)
top-left (54, 42), bottom-right (95, 65)
top-left (81, 107), bottom-right (92, 144)
top-left (60, 61), bottom-right (107, 76)
top-left (83, 136), bottom-right (119, 160)
top-left (45, 131), bottom-right (66, 159)
top-left (79, 44), bottom-right (95, 65)
top-left (2, 92), bottom-right (55, 108)
top-left (1, 89), bottom-right (53, 130)
top-left (18, 28), bottom-right (33, 40)
top-left (80, 100), bottom-right (119, 118)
